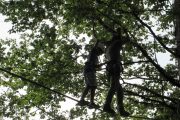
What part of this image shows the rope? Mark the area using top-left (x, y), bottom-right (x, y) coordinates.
top-left (0, 67), bottom-right (154, 119)
top-left (0, 67), bottom-right (78, 102)
top-left (0, 67), bottom-right (103, 111)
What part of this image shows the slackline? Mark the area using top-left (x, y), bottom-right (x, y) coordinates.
top-left (0, 67), bottom-right (153, 119)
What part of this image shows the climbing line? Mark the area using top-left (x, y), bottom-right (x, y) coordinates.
top-left (0, 67), bottom-right (154, 119)
top-left (0, 67), bottom-right (78, 102)
top-left (0, 67), bottom-right (101, 111)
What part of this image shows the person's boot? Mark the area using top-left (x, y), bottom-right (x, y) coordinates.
top-left (103, 104), bottom-right (116, 115)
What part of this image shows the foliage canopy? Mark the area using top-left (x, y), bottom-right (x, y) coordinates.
top-left (0, 0), bottom-right (180, 119)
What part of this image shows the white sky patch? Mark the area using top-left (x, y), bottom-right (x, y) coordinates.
top-left (0, 14), bottom-right (20, 40)
top-left (156, 52), bottom-right (175, 67)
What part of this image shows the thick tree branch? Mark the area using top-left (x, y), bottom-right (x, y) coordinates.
top-left (94, 11), bottom-right (180, 87)
top-left (125, 82), bottom-right (179, 103)
top-left (130, 40), bottom-right (180, 87)
top-left (95, 2), bottom-right (178, 58)
top-left (98, 81), bottom-right (175, 110)
top-left (95, 10), bottom-right (180, 87)
top-left (125, 90), bottom-right (175, 110)
top-left (128, 97), bottom-right (171, 110)
top-left (132, 13), bottom-right (179, 58)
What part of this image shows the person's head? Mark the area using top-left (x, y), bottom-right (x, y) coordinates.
top-left (112, 27), bottom-right (122, 41)
top-left (95, 41), bottom-right (104, 55)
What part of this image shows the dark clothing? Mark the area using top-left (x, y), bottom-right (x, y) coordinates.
top-left (105, 36), bottom-right (128, 62)
top-left (104, 35), bottom-right (129, 114)
top-left (84, 62), bottom-right (96, 73)
top-left (105, 36), bottom-right (126, 80)
top-left (108, 40), bottom-right (122, 61)
top-left (86, 48), bottom-right (98, 66)
top-left (83, 48), bottom-right (99, 87)
top-left (78, 45), bottom-right (102, 107)
top-left (84, 71), bottom-right (97, 87)
top-left (106, 61), bottom-right (123, 76)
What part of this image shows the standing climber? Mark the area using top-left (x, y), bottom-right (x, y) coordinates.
top-left (77, 41), bottom-right (104, 109)
top-left (103, 28), bottom-right (130, 117)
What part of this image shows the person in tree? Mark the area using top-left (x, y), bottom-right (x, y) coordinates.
top-left (77, 41), bottom-right (104, 109)
top-left (103, 28), bottom-right (130, 117)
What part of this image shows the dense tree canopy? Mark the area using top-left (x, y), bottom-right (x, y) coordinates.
top-left (0, 0), bottom-right (180, 119)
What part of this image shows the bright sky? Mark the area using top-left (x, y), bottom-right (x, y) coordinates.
top-left (0, 14), bottom-right (20, 40)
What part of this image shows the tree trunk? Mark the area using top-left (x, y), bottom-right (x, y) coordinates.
top-left (175, 0), bottom-right (180, 81)
top-left (174, 0), bottom-right (180, 120)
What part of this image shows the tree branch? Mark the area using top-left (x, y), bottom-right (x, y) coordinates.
top-left (95, 2), bottom-right (178, 58)
top-left (125, 82), bottom-right (179, 103)
top-left (130, 39), bottom-right (180, 87)
top-left (132, 13), bottom-right (179, 58)
top-left (93, 7), bottom-right (180, 87)
top-left (123, 60), bottom-right (150, 65)
top-left (125, 90), bottom-right (175, 110)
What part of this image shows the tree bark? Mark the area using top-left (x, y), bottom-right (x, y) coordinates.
top-left (174, 0), bottom-right (180, 120)
top-left (175, 0), bottom-right (180, 81)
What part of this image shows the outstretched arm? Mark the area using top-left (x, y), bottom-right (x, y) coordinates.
top-left (95, 62), bottom-right (108, 71)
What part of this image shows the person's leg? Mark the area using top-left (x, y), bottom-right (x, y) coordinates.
top-left (104, 63), bottom-right (121, 105)
top-left (104, 76), bottom-right (116, 104)
top-left (90, 87), bottom-right (96, 104)
top-left (103, 75), bottom-right (117, 114)
top-left (89, 86), bottom-right (100, 109)
top-left (79, 71), bottom-right (91, 102)
top-left (77, 86), bottom-right (90, 106)
top-left (89, 71), bottom-right (96, 104)
top-left (116, 83), bottom-right (124, 109)
top-left (116, 83), bottom-right (130, 117)
top-left (115, 75), bottom-right (130, 117)
top-left (80, 72), bottom-right (90, 101)
top-left (80, 86), bottom-right (90, 101)
top-left (103, 63), bottom-right (119, 114)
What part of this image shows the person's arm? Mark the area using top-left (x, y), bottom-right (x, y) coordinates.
top-left (95, 62), bottom-right (108, 71)
top-left (96, 62), bottom-right (107, 68)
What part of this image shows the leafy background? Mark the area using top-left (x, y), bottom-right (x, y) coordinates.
top-left (0, 0), bottom-right (180, 120)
